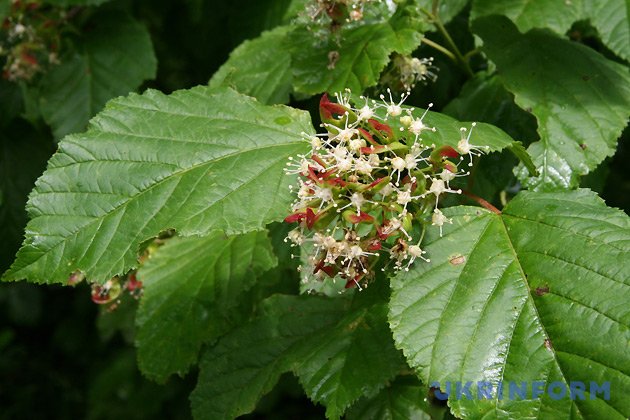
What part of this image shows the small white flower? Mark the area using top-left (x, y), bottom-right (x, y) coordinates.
top-left (406, 244), bottom-right (430, 270)
top-left (457, 123), bottom-right (488, 166)
top-left (389, 155), bottom-right (406, 185)
top-left (349, 138), bottom-right (366, 152)
top-left (286, 229), bottom-right (305, 245)
top-left (408, 103), bottom-right (435, 138)
top-left (432, 208), bottom-right (452, 237)
top-left (379, 88), bottom-right (409, 118)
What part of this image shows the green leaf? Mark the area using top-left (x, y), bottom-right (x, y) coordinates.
top-left (415, 0), bottom-right (469, 23)
top-left (471, 0), bottom-right (630, 61)
top-left (473, 15), bottom-right (630, 190)
top-left (471, 0), bottom-right (581, 35)
top-left (583, 0), bottom-right (630, 62)
top-left (135, 230), bottom-right (277, 382)
top-left (389, 189), bottom-right (630, 419)
top-left (210, 26), bottom-right (293, 105)
top-left (290, 6), bottom-right (425, 95)
top-left (443, 73), bottom-right (539, 143)
top-left (190, 295), bottom-right (350, 419)
top-left (295, 281), bottom-right (404, 419)
top-left (0, 2), bottom-right (8, 22)
top-left (38, 13), bottom-right (156, 139)
top-left (3, 86), bottom-right (313, 284)
top-left (192, 282), bottom-right (403, 419)
top-left (371, 102), bottom-right (522, 155)
top-left (347, 376), bottom-right (448, 420)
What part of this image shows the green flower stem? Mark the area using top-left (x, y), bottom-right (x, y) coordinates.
top-left (463, 47), bottom-right (482, 61)
top-left (421, 8), bottom-right (474, 78)
top-left (421, 38), bottom-right (457, 62)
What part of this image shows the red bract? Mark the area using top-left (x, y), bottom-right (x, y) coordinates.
top-left (126, 273), bottom-right (143, 291)
top-left (368, 118), bottom-right (393, 139)
top-left (347, 212), bottom-right (374, 224)
top-left (431, 145), bottom-right (459, 160)
top-left (319, 93), bottom-right (348, 123)
top-left (284, 208), bottom-right (319, 229)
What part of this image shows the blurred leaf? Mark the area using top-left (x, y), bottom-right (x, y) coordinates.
top-left (443, 73), bottom-right (538, 143)
top-left (192, 283), bottom-right (403, 419)
top-left (210, 26), bottom-right (293, 104)
top-left (347, 376), bottom-right (449, 420)
top-left (0, 80), bottom-right (24, 127)
top-left (87, 349), bottom-right (191, 420)
top-left (42, 0), bottom-right (111, 6)
top-left (135, 230), bottom-right (277, 382)
top-left (38, 12), bottom-right (157, 139)
top-left (416, 0), bottom-right (469, 23)
top-left (3, 86), bottom-right (312, 284)
top-left (389, 189), bottom-right (630, 418)
top-left (0, 120), bottom-right (54, 272)
top-left (295, 281), bottom-right (404, 419)
top-left (191, 295), bottom-right (349, 419)
top-left (473, 15), bottom-right (630, 190)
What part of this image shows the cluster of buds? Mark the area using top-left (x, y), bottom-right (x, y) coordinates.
top-left (1, 1), bottom-right (66, 82)
top-left (381, 53), bottom-right (439, 92)
top-left (284, 89), bottom-right (487, 290)
top-left (68, 270), bottom-right (144, 311)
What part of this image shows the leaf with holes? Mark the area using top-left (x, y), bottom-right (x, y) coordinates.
top-left (135, 230), bottom-right (277, 382)
top-left (2, 86), bottom-right (312, 284)
top-left (389, 189), bottom-right (630, 419)
top-left (473, 15), bottom-right (630, 190)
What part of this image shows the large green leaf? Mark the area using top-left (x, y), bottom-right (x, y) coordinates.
top-left (190, 295), bottom-right (350, 419)
top-left (290, 6), bottom-right (425, 95)
top-left (346, 376), bottom-right (449, 420)
top-left (3, 86), bottom-right (313, 284)
top-left (471, 0), bottom-right (630, 61)
top-left (294, 281), bottom-right (404, 419)
top-left (135, 230), bottom-right (277, 382)
top-left (583, 0), bottom-right (630, 62)
top-left (416, 0), bottom-right (469, 23)
top-left (389, 189), bottom-right (630, 419)
top-left (210, 26), bottom-right (293, 105)
top-left (38, 13), bottom-right (156, 139)
top-left (473, 15), bottom-right (630, 190)
top-left (192, 283), bottom-right (403, 419)
top-left (443, 73), bottom-right (538, 143)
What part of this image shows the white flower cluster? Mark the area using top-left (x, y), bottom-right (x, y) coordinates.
top-left (284, 89), bottom-right (487, 290)
top-left (380, 54), bottom-right (439, 92)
